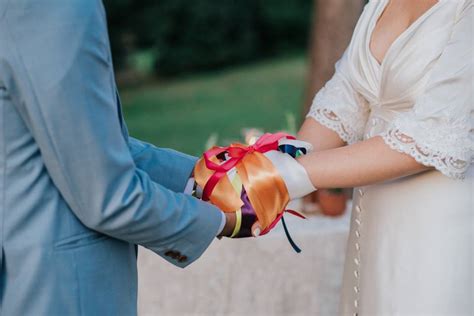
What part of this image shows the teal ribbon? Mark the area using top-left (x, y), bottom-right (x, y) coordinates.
top-left (278, 144), bottom-right (307, 158)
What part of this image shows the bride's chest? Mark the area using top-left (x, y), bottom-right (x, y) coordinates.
top-left (347, 2), bottom-right (457, 109)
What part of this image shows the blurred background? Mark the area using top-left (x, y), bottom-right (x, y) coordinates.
top-left (102, 1), bottom-right (366, 315)
top-left (103, 0), bottom-right (364, 156)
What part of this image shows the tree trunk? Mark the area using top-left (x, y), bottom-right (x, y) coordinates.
top-left (303, 0), bottom-right (365, 115)
top-left (302, 0), bottom-right (365, 212)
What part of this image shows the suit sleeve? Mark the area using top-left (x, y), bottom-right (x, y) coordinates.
top-left (128, 137), bottom-right (197, 193)
top-left (4, 0), bottom-right (222, 267)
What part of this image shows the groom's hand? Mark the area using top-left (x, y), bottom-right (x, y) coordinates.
top-left (217, 212), bottom-right (237, 238)
top-left (185, 177), bottom-right (240, 238)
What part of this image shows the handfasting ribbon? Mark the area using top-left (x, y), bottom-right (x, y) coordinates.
top-left (235, 151), bottom-right (289, 229)
top-left (194, 154), bottom-right (243, 212)
top-left (278, 144), bottom-right (307, 158)
top-left (230, 174), bottom-right (243, 238)
top-left (230, 210), bottom-right (242, 238)
top-left (260, 209), bottom-right (306, 252)
top-left (194, 132), bottom-right (295, 229)
top-left (281, 216), bottom-right (301, 253)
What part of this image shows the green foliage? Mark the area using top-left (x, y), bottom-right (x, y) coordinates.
top-left (258, 0), bottom-right (313, 52)
top-left (135, 0), bottom-right (262, 75)
top-left (103, 0), bottom-right (312, 76)
top-left (102, 0), bottom-right (134, 68)
top-left (121, 55), bottom-right (306, 155)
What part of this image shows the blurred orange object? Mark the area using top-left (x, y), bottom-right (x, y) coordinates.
top-left (317, 189), bottom-right (347, 217)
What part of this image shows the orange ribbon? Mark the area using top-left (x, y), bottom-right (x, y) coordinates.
top-left (194, 133), bottom-right (294, 229)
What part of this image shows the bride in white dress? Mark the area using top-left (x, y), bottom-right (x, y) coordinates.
top-left (296, 0), bottom-right (472, 314)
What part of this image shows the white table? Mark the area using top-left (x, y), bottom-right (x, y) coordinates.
top-left (138, 205), bottom-right (351, 316)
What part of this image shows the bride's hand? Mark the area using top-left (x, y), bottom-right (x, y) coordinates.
top-left (193, 134), bottom-right (317, 239)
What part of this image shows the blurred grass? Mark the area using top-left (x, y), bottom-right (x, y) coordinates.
top-left (121, 55), bottom-right (307, 156)
top-left (129, 49), bottom-right (156, 76)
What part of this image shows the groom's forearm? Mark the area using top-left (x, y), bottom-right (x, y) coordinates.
top-left (129, 137), bottom-right (197, 193)
top-left (131, 142), bottom-right (235, 238)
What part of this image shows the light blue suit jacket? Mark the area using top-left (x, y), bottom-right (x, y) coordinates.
top-left (0, 0), bottom-right (222, 315)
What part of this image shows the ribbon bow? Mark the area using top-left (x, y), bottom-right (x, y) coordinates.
top-left (195, 132), bottom-right (295, 230)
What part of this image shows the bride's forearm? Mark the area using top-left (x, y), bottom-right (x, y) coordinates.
top-left (297, 118), bottom-right (346, 151)
top-left (297, 136), bottom-right (430, 189)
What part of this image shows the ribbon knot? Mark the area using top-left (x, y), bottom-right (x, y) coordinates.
top-left (195, 132), bottom-right (295, 229)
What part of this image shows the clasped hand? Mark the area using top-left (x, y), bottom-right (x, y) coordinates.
top-left (193, 133), bottom-right (316, 240)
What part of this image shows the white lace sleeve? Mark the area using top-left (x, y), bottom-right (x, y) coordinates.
top-left (382, 114), bottom-right (472, 179)
top-left (382, 4), bottom-right (473, 179)
top-left (306, 52), bottom-right (369, 145)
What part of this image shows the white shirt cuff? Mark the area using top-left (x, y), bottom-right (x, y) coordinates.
top-left (185, 178), bottom-right (226, 236)
top-left (217, 212), bottom-right (226, 236)
top-left (184, 177), bottom-right (195, 194)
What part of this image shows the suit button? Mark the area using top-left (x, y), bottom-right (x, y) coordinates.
top-left (165, 250), bottom-right (181, 259)
top-left (178, 255), bottom-right (188, 263)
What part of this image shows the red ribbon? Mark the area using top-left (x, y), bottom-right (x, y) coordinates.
top-left (201, 132), bottom-right (295, 202)
top-left (260, 210), bottom-right (306, 235)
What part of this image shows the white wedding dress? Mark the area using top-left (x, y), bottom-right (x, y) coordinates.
top-left (307, 0), bottom-right (473, 315)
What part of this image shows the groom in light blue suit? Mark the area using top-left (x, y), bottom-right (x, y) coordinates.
top-left (0, 0), bottom-right (232, 315)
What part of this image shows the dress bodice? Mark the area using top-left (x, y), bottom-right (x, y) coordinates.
top-left (307, 0), bottom-right (473, 178)
top-left (305, 3), bottom-right (473, 314)
top-left (349, 1), bottom-right (457, 136)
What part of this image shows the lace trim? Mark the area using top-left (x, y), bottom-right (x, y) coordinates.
top-left (393, 111), bottom-right (473, 160)
top-left (306, 70), bottom-right (369, 145)
top-left (307, 108), bottom-right (359, 144)
top-left (382, 129), bottom-right (469, 179)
